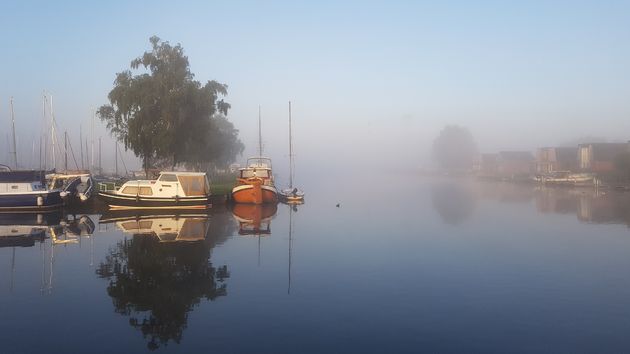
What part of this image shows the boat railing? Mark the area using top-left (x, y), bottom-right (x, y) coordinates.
top-left (98, 182), bottom-right (118, 192)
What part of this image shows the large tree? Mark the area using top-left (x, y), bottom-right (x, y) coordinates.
top-left (432, 125), bottom-right (477, 171)
top-left (98, 36), bottom-right (242, 177)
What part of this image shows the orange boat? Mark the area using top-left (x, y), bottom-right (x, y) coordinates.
top-left (231, 157), bottom-right (278, 204)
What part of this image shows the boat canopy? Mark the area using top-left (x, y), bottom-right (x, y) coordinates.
top-left (176, 174), bottom-right (209, 196)
top-left (0, 170), bottom-right (46, 183)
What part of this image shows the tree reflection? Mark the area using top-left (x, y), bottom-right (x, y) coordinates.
top-left (431, 182), bottom-right (477, 225)
top-left (96, 213), bottom-right (232, 350)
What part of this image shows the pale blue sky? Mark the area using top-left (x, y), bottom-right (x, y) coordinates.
top-left (1, 0), bottom-right (629, 175)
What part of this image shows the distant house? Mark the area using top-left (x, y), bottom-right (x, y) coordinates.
top-left (497, 151), bottom-right (535, 178)
top-left (578, 143), bottom-right (629, 173)
top-left (536, 147), bottom-right (578, 174)
top-left (477, 153), bottom-right (498, 178)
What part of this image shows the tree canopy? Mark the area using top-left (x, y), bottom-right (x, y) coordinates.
top-left (98, 36), bottom-right (243, 176)
top-left (432, 125), bottom-right (477, 170)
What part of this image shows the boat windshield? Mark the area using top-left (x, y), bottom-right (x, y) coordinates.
top-left (241, 169), bottom-right (270, 179)
top-left (247, 157), bottom-right (272, 169)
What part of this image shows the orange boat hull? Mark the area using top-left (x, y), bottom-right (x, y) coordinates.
top-left (232, 184), bottom-right (278, 204)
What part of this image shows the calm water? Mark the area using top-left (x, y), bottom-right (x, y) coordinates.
top-left (3, 175), bottom-right (630, 353)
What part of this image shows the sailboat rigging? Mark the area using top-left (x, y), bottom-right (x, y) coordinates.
top-left (279, 101), bottom-right (304, 203)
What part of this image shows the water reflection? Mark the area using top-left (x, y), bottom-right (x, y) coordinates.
top-left (0, 212), bottom-right (95, 247)
top-left (0, 212), bottom-right (96, 294)
top-left (96, 210), bottom-right (232, 350)
top-left (231, 203), bottom-right (278, 235)
top-left (439, 180), bottom-right (630, 228)
top-left (431, 181), bottom-right (476, 225)
top-left (535, 188), bottom-right (630, 226)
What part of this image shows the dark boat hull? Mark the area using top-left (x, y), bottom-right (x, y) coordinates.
top-left (98, 191), bottom-right (211, 209)
top-left (0, 191), bottom-right (63, 211)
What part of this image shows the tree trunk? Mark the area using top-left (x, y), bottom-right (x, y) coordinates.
top-left (144, 155), bottom-right (149, 179)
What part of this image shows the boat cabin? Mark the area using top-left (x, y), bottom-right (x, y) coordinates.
top-left (238, 157), bottom-right (275, 184)
top-left (0, 171), bottom-right (50, 194)
top-left (117, 172), bottom-right (210, 198)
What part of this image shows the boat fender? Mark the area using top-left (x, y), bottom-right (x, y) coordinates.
top-left (136, 194), bottom-right (140, 203)
top-left (37, 195), bottom-right (44, 207)
top-left (175, 195), bottom-right (179, 204)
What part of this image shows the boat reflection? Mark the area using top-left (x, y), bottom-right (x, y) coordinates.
top-left (100, 211), bottom-right (211, 242)
top-left (96, 210), bottom-right (231, 350)
top-left (0, 212), bottom-right (95, 247)
top-left (50, 214), bottom-right (96, 244)
top-left (0, 212), bottom-right (96, 294)
top-left (231, 203), bottom-right (277, 235)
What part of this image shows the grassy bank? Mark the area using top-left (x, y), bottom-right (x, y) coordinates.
top-left (210, 172), bottom-right (237, 196)
top-left (211, 182), bottom-right (235, 196)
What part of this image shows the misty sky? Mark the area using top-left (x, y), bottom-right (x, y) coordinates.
top-left (1, 0), bottom-right (629, 178)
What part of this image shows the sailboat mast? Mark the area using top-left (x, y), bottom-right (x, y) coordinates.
top-left (80, 124), bottom-right (84, 169)
top-left (258, 105), bottom-right (263, 156)
top-left (288, 101), bottom-right (293, 189)
top-left (39, 136), bottom-right (42, 171)
top-left (91, 108), bottom-right (95, 172)
top-left (50, 95), bottom-right (56, 171)
top-left (64, 131), bottom-right (68, 171)
top-left (42, 93), bottom-right (47, 170)
top-left (98, 136), bottom-right (102, 175)
top-left (10, 97), bottom-right (18, 169)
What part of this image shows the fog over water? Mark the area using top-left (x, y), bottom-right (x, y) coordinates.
top-left (1, 1), bottom-right (629, 175)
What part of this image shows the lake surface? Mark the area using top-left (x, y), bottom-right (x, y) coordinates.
top-left (3, 175), bottom-right (630, 353)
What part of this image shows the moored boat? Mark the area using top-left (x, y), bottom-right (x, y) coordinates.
top-left (232, 157), bottom-right (278, 204)
top-left (98, 171), bottom-right (211, 209)
top-left (47, 171), bottom-right (95, 204)
top-left (537, 171), bottom-right (597, 187)
top-left (278, 101), bottom-right (305, 204)
top-left (0, 170), bottom-right (63, 211)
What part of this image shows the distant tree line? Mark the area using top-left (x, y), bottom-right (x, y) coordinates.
top-left (98, 36), bottom-right (243, 177)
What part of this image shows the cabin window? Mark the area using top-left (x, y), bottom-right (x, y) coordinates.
top-left (139, 187), bottom-right (153, 196)
top-left (241, 169), bottom-right (269, 178)
top-left (121, 186), bottom-right (138, 195)
top-left (11, 185), bottom-right (18, 189)
top-left (139, 221), bottom-right (152, 229)
top-left (121, 221), bottom-right (136, 230)
top-left (159, 174), bottom-right (178, 182)
top-left (121, 220), bottom-right (152, 231)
